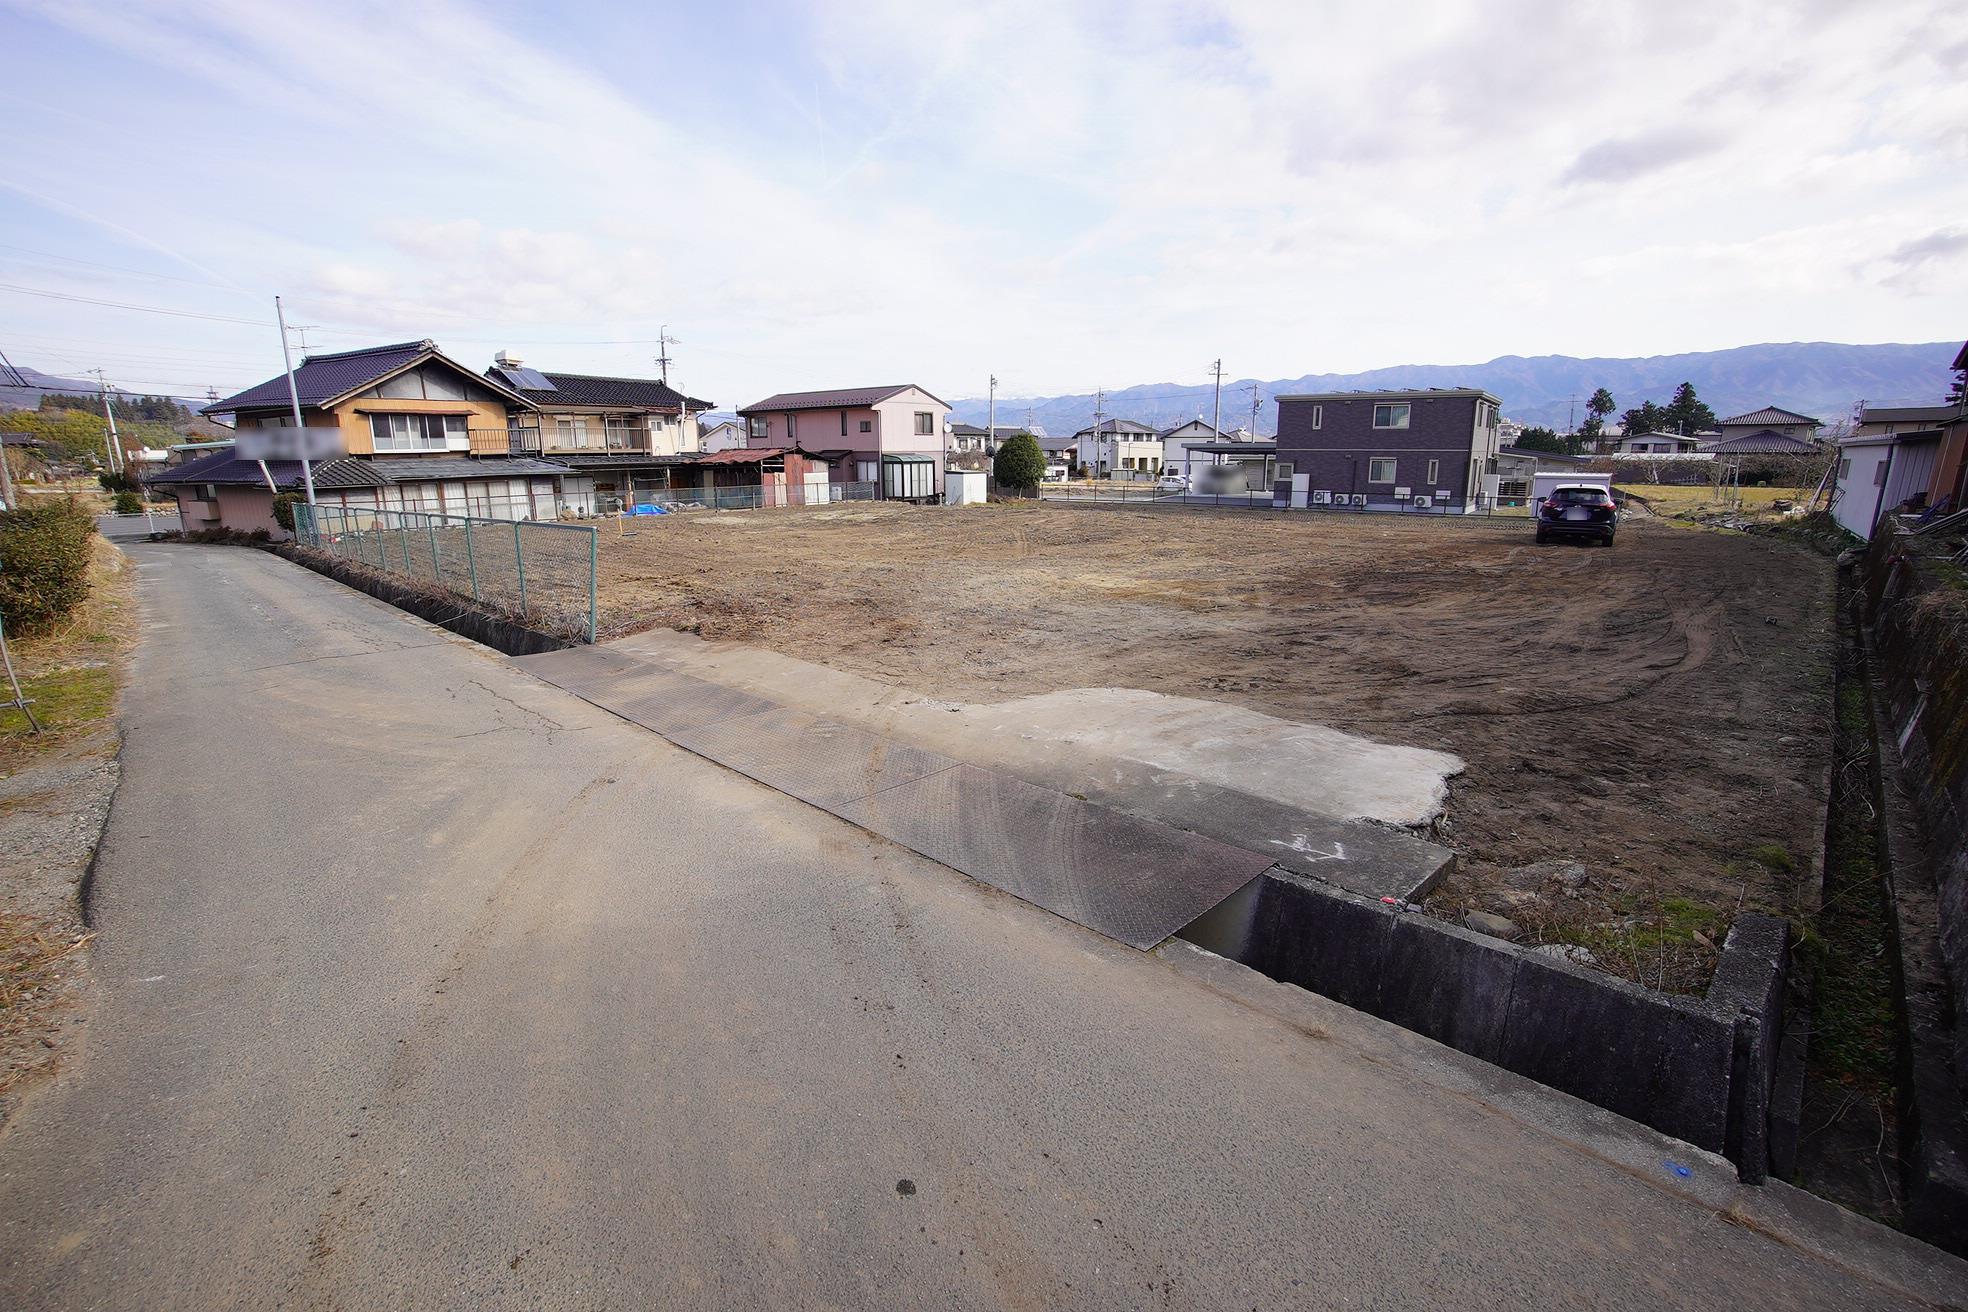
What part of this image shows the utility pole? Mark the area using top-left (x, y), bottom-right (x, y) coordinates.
top-left (655, 326), bottom-right (678, 384)
top-left (89, 370), bottom-right (123, 475)
top-left (1244, 381), bottom-right (1262, 438)
top-left (275, 295), bottom-right (316, 505)
top-left (1210, 359), bottom-right (1224, 437)
top-left (986, 374), bottom-right (997, 457)
top-left (1566, 394), bottom-right (1578, 436)
top-left (1091, 387), bottom-right (1106, 476)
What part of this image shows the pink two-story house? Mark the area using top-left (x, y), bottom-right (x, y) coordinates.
top-left (737, 385), bottom-right (950, 500)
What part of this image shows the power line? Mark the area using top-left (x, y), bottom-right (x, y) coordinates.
top-left (0, 243), bottom-right (248, 293)
top-left (0, 282), bottom-right (271, 325)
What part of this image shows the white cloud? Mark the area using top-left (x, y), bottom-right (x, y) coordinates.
top-left (0, 0), bottom-right (1962, 403)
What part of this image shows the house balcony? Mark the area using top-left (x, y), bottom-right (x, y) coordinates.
top-left (468, 428), bottom-right (546, 457)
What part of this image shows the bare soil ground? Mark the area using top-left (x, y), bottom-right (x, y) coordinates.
top-left (594, 502), bottom-right (1835, 990)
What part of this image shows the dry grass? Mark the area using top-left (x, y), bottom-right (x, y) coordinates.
top-left (1, 537), bottom-right (140, 770)
top-left (0, 914), bottom-right (94, 1097)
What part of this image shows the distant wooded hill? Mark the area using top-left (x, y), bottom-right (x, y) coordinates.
top-left (950, 341), bottom-right (1962, 436)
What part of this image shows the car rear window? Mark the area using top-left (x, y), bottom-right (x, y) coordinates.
top-left (1549, 488), bottom-right (1611, 505)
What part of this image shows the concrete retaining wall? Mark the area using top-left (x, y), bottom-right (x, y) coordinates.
top-left (273, 546), bottom-right (574, 657)
top-left (1188, 870), bottom-right (1788, 1178)
top-left (1859, 530), bottom-right (1968, 1249)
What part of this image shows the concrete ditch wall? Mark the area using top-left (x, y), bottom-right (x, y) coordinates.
top-left (1859, 529), bottom-right (1968, 1248)
top-left (1186, 870), bottom-right (1789, 1179)
top-left (273, 546), bottom-right (574, 657)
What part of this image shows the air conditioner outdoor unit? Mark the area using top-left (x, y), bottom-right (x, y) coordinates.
top-left (1312, 490), bottom-right (1332, 505)
top-left (1412, 495), bottom-right (1433, 509)
top-left (1350, 494), bottom-right (1368, 506)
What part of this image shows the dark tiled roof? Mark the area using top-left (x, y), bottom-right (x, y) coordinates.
top-left (1073, 418), bottom-right (1160, 437)
top-left (369, 457), bottom-right (568, 483)
top-left (1699, 430), bottom-right (1820, 455)
top-left (495, 369), bottom-right (711, 412)
top-left (204, 341), bottom-right (433, 414)
top-left (950, 423), bottom-right (987, 436)
top-left (147, 452), bottom-right (384, 489)
top-left (739, 385), bottom-right (948, 413)
top-left (206, 341), bottom-right (533, 416)
top-left (1717, 405), bottom-right (1821, 427)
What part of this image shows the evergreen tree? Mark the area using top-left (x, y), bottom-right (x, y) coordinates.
top-left (1620, 400), bottom-right (1668, 436)
top-left (1513, 427), bottom-right (1566, 454)
top-left (992, 432), bottom-right (1046, 490)
top-left (1662, 382), bottom-right (1716, 435)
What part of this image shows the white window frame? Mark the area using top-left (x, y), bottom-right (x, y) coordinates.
top-left (1368, 457), bottom-right (1397, 484)
top-left (603, 415), bottom-right (640, 451)
top-left (1310, 405), bottom-right (1322, 430)
top-left (1426, 459), bottom-right (1440, 485)
top-left (369, 413), bottom-right (462, 453)
top-left (1373, 403), bottom-right (1410, 430)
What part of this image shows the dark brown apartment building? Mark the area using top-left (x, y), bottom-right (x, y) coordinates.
top-left (1274, 388), bottom-right (1504, 510)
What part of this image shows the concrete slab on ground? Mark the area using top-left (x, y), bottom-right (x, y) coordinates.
top-left (517, 644), bottom-right (1276, 948)
top-left (600, 629), bottom-right (1455, 901)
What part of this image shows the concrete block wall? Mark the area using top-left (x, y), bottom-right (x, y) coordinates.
top-left (1201, 871), bottom-right (1788, 1178)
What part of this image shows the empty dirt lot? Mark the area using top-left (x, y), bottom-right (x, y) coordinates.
top-left (595, 502), bottom-right (1835, 989)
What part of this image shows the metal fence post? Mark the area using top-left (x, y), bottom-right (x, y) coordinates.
top-left (514, 520), bottom-right (527, 614)
top-left (463, 517), bottom-right (479, 600)
top-left (400, 519), bottom-right (413, 573)
top-left (428, 518), bottom-right (441, 582)
top-left (588, 526), bottom-right (598, 643)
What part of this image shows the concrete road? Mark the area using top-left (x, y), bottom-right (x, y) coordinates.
top-left (0, 544), bottom-right (1959, 1310)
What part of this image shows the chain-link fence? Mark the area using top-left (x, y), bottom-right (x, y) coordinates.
top-left (293, 503), bottom-right (598, 641)
top-left (1039, 484), bottom-right (1535, 516)
top-left (634, 481), bottom-right (880, 512)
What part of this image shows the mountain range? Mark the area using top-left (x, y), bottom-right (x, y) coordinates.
top-left (0, 363), bottom-right (143, 411)
top-left (948, 341), bottom-right (1963, 437)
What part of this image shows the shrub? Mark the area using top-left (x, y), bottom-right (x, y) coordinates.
top-left (112, 491), bottom-right (143, 515)
top-left (97, 470), bottom-right (136, 494)
top-left (0, 500), bottom-right (95, 636)
top-left (271, 491), bottom-right (304, 532)
top-left (993, 432), bottom-right (1046, 490)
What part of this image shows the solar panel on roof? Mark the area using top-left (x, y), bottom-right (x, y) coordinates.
top-left (496, 366), bottom-right (556, 392)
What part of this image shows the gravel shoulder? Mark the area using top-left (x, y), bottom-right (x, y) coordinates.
top-left (0, 538), bottom-right (134, 1126)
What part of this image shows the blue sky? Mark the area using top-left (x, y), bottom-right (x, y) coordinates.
top-left (1, 0), bottom-right (1964, 411)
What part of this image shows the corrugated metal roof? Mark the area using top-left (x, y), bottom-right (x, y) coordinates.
top-left (1717, 406), bottom-right (1821, 427)
top-left (697, 447), bottom-right (788, 464)
top-left (1857, 404), bottom-right (1963, 424)
top-left (542, 453), bottom-right (703, 468)
top-left (739, 385), bottom-right (948, 413)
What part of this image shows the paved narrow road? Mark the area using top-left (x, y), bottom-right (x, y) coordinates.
top-left (0, 544), bottom-right (1959, 1310)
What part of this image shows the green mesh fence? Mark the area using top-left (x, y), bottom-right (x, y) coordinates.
top-left (293, 503), bottom-right (598, 641)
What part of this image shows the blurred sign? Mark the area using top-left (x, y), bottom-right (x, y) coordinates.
top-left (235, 426), bottom-right (346, 462)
